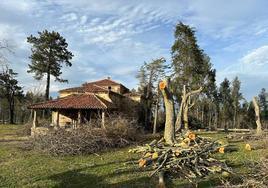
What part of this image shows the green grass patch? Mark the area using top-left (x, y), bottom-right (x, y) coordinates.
top-left (0, 125), bottom-right (267, 187)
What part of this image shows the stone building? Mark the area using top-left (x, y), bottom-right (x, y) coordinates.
top-left (29, 78), bottom-right (142, 129)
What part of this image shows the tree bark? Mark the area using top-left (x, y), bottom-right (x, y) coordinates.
top-left (153, 96), bottom-right (159, 134)
top-left (144, 70), bottom-right (153, 129)
top-left (233, 105), bottom-right (237, 129)
top-left (8, 95), bottom-right (15, 124)
top-left (183, 98), bottom-right (189, 130)
top-left (175, 85), bottom-right (186, 131)
top-left (160, 79), bottom-right (175, 145)
top-left (45, 71), bottom-right (50, 101)
top-left (176, 86), bottom-right (202, 131)
top-left (253, 96), bottom-right (262, 135)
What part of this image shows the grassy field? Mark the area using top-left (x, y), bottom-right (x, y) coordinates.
top-left (0, 125), bottom-right (267, 188)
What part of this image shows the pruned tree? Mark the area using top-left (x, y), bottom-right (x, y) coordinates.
top-left (27, 30), bottom-right (74, 101)
top-left (253, 96), bottom-right (263, 135)
top-left (159, 79), bottom-right (175, 145)
top-left (176, 86), bottom-right (203, 131)
top-left (0, 67), bottom-right (23, 124)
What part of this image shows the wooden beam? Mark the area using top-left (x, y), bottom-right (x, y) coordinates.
top-left (56, 110), bottom-right (60, 128)
top-left (78, 110), bottom-right (81, 125)
top-left (33, 110), bottom-right (37, 128)
top-left (101, 110), bottom-right (106, 129)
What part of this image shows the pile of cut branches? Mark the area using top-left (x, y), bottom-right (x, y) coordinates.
top-left (129, 131), bottom-right (231, 181)
top-left (30, 116), bottom-right (140, 156)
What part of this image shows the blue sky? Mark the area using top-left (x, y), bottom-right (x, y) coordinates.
top-left (1, 0), bottom-right (268, 99)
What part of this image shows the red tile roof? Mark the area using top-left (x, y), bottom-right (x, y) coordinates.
top-left (59, 86), bottom-right (84, 93)
top-left (83, 78), bottom-right (121, 87)
top-left (59, 84), bottom-right (108, 93)
top-left (28, 94), bottom-right (116, 110)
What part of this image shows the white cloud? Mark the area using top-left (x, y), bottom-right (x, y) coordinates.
top-left (217, 45), bottom-right (268, 99)
top-left (241, 46), bottom-right (268, 66)
top-left (61, 13), bottom-right (78, 22)
top-left (219, 45), bottom-right (268, 78)
top-left (1, 0), bottom-right (268, 99)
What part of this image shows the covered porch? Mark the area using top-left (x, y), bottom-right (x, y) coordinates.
top-left (28, 94), bottom-right (116, 135)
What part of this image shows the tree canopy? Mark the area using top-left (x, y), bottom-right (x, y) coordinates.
top-left (27, 30), bottom-right (73, 100)
top-left (171, 22), bottom-right (212, 99)
top-left (0, 67), bottom-right (22, 124)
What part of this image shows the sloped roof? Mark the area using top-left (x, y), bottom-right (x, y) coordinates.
top-left (28, 94), bottom-right (116, 110)
top-left (59, 86), bottom-right (84, 93)
top-left (59, 84), bottom-right (108, 93)
top-left (83, 78), bottom-right (121, 87)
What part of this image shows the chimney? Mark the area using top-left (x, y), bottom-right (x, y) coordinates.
top-left (107, 76), bottom-right (111, 80)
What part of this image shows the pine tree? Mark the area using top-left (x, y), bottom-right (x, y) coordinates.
top-left (27, 30), bottom-right (73, 101)
top-left (240, 100), bottom-right (255, 129)
top-left (204, 69), bottom-right (219, 130)
top-left (171, 22), bottom-right (212, 99)
top-left (219, 78), bottom-right (233, 132)
top-left (231, 76), bottom-right (243, 128)
top-left (0, 67), bottom-right (23, 124)
top-left (258, 88), bottom-right (268, 123)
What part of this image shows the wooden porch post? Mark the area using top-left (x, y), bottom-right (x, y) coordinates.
top-left (78, 110), bottom-right (81, 125)
top-left (101, 110), bottom-right (105, 129)
top-left (33, 110), bottom-right (37, 128)
top-left (56, 110), bottom-right (60, 128)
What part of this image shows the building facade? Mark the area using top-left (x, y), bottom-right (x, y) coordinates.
top-left (29, 78), bottom-right (142, 128)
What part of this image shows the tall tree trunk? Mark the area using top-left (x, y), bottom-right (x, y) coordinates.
top-left (9, 97), bottom-right (14, 124)
top-left (175, 85), bottom-right (186, 131)
top-left (45, 71), bottom-right (50, 101)
top-left (201, 103), bottom-right (204, 125)
top-left (160, 79), bottom-right (175, 145)
top-left (153, 96), bottom-right (159, 134)
top-left (208, 103), bottom-right (212, 130)
top-left (183, 98), bottom-right (189, 130)
top-left (233, 105), bottom-right (237, 129)
top-left (145, 71), bottom-right (153, 129)
top-left (253, 96), bottom-right (262, 135)
top-left (175, 86), bottom-right (202, 131)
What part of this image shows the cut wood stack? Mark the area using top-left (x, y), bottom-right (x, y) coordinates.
top-left (129, 131), bottom-right (231, 181)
